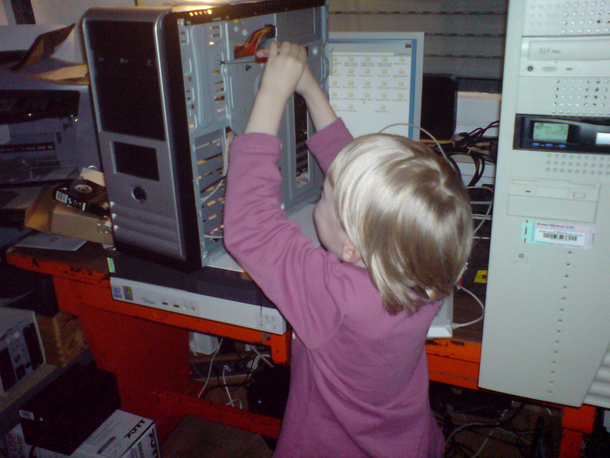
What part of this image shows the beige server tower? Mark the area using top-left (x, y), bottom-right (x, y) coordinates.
top-left (479, 0), bottom-right (610, 408)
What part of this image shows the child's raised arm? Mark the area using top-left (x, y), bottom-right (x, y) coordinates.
top-left (246, 41), bottom-right (338, 136)
top-left (244, 41), bottom-right (307, 136)
top-left (294, 62), bottom-right (337, 133)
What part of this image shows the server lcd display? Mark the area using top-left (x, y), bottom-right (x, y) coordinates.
top-left (516, 115), bottom-right (610, 153)
top-left (533, 122), bottom-right (569, 142)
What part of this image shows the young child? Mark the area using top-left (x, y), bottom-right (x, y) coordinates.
top-left (224, 42), bottom-right (473, 457)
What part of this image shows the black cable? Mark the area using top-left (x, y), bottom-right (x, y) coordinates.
top-left (445, 149), bottom-right (494, 187)
top-left (452, 441), bottom-right (476, 457)
top-left (200, 350), bottom-right (269, 399)
top-left (467, 153), bottom-right (483, 187)
top-left (205, 374), bottom-right (254, 395)
top-left (529, 416), bottom-right (545, 458)
top-left (441, 400), bottom-right (556, 458)
top-left (455, 121), bottom-right (500, 148)
top-left (461, 425), bottom-right (534, 446)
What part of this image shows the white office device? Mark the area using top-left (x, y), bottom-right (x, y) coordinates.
top-left (110, 277), bottom-right (287, 335)
top-left (109, 205), bottom-right (320, 335)
top-left (328, 32), bottom-right (424, 140)
top-left (0, 307), bottom-right (45, 396)
top-left (479, 0), bottom-right (610, 407)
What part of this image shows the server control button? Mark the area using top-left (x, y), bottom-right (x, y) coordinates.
top-left (133, 186), bottom-right (147, 201)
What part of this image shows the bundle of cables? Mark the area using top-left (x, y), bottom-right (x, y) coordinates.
top-left (444, 120), bottom-right (500, 188)
top-left (233, 24), bottom-right (276, 59)
top-left (454, 120), bottom-right (499, 150)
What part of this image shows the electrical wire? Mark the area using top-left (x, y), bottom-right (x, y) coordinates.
top-left (201, 127), bottom-right (234, 241)
top-left (198, 346), bottom-right (269, 401)
top-left (222, 364), bottom-right (243, 409)
top-left (471, 409), bottom-right (510, 457)
top-left (455, 120), bottom-right (499, 149)
top-left (197, 337), bottom-right (224, 398)
top-left (204, 371), bottom-right (254, 396)
top-left (200, 179), bottom-right (224, 205)
top-left (250, 344), bottom-right (274, 368)
top-left (447, 147), bottom-right (497, 187)
top-left (224, 129), bottom-right (236, 176)
top-left (429, 119), bottom-right (498, 189)
top-left (233, 25), bottom-right (275, 59)
top-left (440, 401), bottom-right (550, 458)
top-left (378, 122), bottom-right (449, 162)
top-left (467, 185), bottom-right (494, 236)
top-left (201, 180), bottom-right (225, 240)
top-left (451, 284), bottom-right (485, 330)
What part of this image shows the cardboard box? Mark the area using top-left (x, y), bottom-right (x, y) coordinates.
top-left (25, 185), bottom-right (113, 245)
top-left (5, 410), bottom-right (159, 458)
top-left (36, 312), bottom-right (88, 367)
top-left (54, 178), bottom-right (108, 216)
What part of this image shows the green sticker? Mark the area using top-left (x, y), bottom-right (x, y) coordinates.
top-left (522, 220), bottom-right (593, 249)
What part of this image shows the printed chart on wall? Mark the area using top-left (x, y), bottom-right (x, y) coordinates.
top-left (328, 34), bottom-right (424, 140)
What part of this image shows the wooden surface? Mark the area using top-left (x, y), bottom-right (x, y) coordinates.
top-left (36, 312), bottom-right (88, 367)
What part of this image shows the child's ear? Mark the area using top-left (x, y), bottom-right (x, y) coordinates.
top-left (341, 239), bottom-right (362, 264)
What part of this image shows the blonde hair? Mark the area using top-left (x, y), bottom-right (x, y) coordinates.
top-left (327, 134), bottom-right (473, 315)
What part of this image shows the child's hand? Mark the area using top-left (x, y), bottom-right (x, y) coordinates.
top-left (256, 42), bottom-right (307, 103)
top-left (295, 65), bottom-right (319, 99)
top-left (244, 41), bottom-right (336, 135)
top-left (256, 42), bottom-right (316, 98)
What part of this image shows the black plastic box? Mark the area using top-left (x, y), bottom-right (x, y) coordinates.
top-left (18, 363), bottom-right (120, 455)
top-left (0, 264), bottom-right (59, 317)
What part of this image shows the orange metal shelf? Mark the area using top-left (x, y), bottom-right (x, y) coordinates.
top-left (5, 246), bottom-right (598, 454)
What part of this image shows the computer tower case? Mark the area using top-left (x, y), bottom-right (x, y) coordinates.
top-left (82, 0), bottom-right (327, 271)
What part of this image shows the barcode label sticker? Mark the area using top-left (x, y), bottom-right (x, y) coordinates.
top-left (55, 190), bottom-right (68, 204)
top-left (522, 220), bottom-right (594, 249)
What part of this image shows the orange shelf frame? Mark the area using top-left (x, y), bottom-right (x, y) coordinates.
top-left (5, 247), bottom-right (598, 453)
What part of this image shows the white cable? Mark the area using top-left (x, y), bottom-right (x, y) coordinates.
top-left (222, 364), bottom-right (243, 409)
top-left (201, 177), bottom-right (225, 240)
top-left (451, 284), bottom-right (485, 330)
top-left (224, 130), bottom-right (236, 176)
top-left (444, 421), bottom-right (491, 447)
top-left (200, 179), bottom-right (224, 205)
top-left (467, 185), bottom-right (494, 236)
top-left (444, 409), bottom-right (533, 456)
top-left (378, 122), bottom-right (449, 162)
top-left (250, 345), bottom-right (274, 368)
top-left (197, 338), bottom-right (224, 398)
top-left (471, 409), bottom-right (511, 458)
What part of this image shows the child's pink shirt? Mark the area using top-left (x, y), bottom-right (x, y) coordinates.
top-left (224, 119), bottom-right (444, 457)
